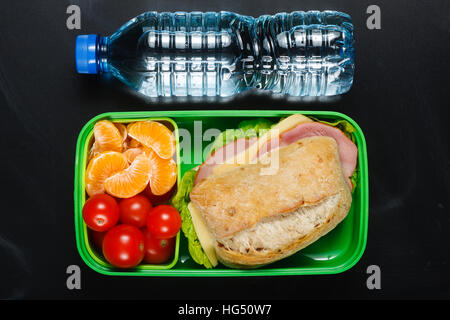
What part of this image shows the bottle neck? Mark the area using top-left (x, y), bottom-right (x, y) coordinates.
top-left (96, 36), bottom-right (109, 73)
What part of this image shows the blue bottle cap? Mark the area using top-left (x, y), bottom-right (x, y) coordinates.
top-left (75, 35), bottom-right (98, 74)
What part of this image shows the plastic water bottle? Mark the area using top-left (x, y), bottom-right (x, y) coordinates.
top-left (75, 11), bottom-right (354, 97)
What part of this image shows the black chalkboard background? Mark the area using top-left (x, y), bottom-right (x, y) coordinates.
top-left (0, 0), bottom-right (449, 300)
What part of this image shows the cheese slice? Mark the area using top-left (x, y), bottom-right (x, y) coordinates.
top-left (188, 202), bottom-right (218, 267)
top-left (212, 113), bottom-right (313, 176)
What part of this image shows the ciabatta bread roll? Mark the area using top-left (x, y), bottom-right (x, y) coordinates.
top-left (189, 136), bottom-right (352, 268)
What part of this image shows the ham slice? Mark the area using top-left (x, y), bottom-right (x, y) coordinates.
top-left (279, 122), bottom-right (357, 180)
top-left (194, 122), bottom-right (358, 186)
top-left (194, 137), bottom-right (257, 185)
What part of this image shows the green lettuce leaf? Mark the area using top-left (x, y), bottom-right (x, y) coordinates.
top-left (238, 118), bottom-right (274, 134)
top-left (171, 169), bottom-right (213, 269)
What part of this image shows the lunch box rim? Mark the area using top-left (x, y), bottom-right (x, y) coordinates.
top-left (74, 110), bottom-right (368, 277)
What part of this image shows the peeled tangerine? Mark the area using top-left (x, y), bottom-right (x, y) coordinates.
top-left (90, 120), bottom-right (125, 158)
top-left (123, 147), bottom-right (143, 164)
top-left (102, 151), bottom-right (177, 198)
top-left (104, 154), bottom-right (152, 198)
top-left (86, 121), bottom-right (177, 199)
top-left (85, 151), bottom-right (128, 197)
top-left (127, 121), bottom-right (176, 160)
top-left (114, 123), bottom-right (127, 142)
top-left (144, 147), bottom-right (177, 196)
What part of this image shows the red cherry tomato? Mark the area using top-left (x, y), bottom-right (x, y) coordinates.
top-left (147, 205), bottom-right (181, 239)
top-left (119, 195), bottom-right (152, 228)
top-left (82, 194), bottom-right (120, 232)
top-left (102, 224), bottom-right (144, 268)
top-left (89, 229), bottom-right (105, 249)
top-left (141, 183), bottom-right (176, 205)
top-left (142, 228), bottom-right (175, 264)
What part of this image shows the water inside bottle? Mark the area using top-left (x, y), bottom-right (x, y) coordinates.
top-left (94, 11), bottom-right (354, 97)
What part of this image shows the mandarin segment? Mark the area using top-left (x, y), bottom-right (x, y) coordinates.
top-left (145, 148), bottom-right (178, 196)
top-left (114, 122), bottom-right (127, 141)
top-left (127, 121), bottom-right (175, 159)
top-left (125, 137), bottom-right (142, 149)
top-left (85, 151), bottom-right (129, 197)
top-left (88, 143), bottom-right (99, 161)
top-left (104, 154), bottom-right (152, 198)
top-left (115, 123), bottom-right (128, 151)
top-left (93, 120), bottom-right (124, 154)
top-left (124, 147), bottom-right (143, 164)
top-left (126, 122), bottom-right (135, 133)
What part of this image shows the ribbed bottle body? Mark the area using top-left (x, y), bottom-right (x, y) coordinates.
top-left (97, 11), bottom-right (353, 97)
top-left (252, 11), bottom-right (354, 96)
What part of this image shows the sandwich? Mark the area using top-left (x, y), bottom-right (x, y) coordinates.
top-left (172, 114), bottom-right (358, 268)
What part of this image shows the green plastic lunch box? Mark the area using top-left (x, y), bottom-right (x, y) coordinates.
top-left (74, 110), bottom-right (368, 276)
